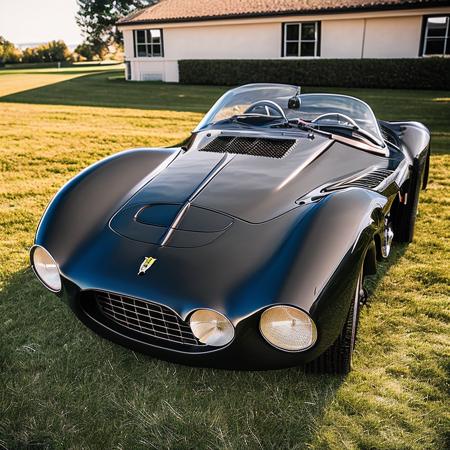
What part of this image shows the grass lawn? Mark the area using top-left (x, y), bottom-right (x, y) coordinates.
top-left (0, 68), bottom-right (449, 449)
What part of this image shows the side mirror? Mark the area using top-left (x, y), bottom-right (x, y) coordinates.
top-left (288, 96), bottom-right (301, 110)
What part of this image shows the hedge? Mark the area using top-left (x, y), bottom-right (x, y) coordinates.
top-left (179, 58), bottom-right (450, 90)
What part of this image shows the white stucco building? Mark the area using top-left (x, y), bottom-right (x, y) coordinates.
top-left (117, 0), bottom-right (450, 82)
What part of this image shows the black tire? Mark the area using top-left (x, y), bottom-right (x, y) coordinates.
top-left (306, 268), bottom-right (363, 375)
top-left (394, 157), bottom-right (423, 243)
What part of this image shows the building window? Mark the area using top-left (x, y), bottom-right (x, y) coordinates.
top-left (133, 29), bottom-right (163, 57)
top-left (283, 22), bottom-right (320, 57)
top-left (422, 16), bottom-right (449, 56)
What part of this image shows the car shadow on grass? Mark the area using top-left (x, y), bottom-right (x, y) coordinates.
top-left (0, 70), bottom-right (227, 114)
top-left (0, 242), bottom-right (409, 448)
top-left (363, 241), bottom-right (408, 298)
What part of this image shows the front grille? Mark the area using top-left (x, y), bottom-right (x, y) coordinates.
top-left (326, 168), bottom-right (395, 191)
top-left (95, 291), bottom-right (204, 347)
top-left (200, 136), bottom-right (296, 158)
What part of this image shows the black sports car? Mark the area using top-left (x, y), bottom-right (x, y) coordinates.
top-left (30, 84), bottom-right (430, 373)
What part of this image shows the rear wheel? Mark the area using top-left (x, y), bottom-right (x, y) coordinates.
top-left (307, 267), bottom-right (364, 375)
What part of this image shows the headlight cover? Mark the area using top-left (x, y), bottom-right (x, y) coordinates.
top-left (189, 309), bottom-right (234, 347)
top-left (260, 305), bottom-right (317, 352)
top-left (31, 246), bottom-right (62, 292)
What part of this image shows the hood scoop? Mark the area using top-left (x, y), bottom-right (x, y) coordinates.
top-left (110, 203), bottom-right (233, 248)
top-left (135, 203), bottom-right (233, 233)
top-left (200, 136), bottom-right (296, 159)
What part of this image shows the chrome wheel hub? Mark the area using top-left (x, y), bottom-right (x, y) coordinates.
top-left (381, 218), bottom-right (394, 258)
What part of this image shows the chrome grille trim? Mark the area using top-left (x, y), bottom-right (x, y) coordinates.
top-left (95, 291), bottom-right (205, 347)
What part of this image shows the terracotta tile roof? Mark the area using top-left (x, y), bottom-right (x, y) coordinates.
top-left (117, 0), bottom-right (449, 25)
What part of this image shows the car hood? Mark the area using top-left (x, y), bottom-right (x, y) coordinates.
top-left (110, 130), bottom-right (391, 248)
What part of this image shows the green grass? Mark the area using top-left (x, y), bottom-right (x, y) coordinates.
top-left (0, 68), bottom-right (449, 449)
top-left (1, 68), bottom-right (448, 153)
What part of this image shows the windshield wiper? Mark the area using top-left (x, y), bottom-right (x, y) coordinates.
top-left (317, 123), bottom-right (382, 147)
top-left (290, 119), bottom-right (386, 156)
top-left (292, 119), bottom-right (382, 147)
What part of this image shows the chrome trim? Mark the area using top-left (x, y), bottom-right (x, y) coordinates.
top-left (159, 202), bottom-right (190, 246)
top-left (108, 148), bottom-right (182, 235)
top-left (330, 133), bottom-right (388, 156)
top-left (95, 291), bottom-right (205, 347)
top-left (159, 152), bottom-right (234, 246)
top-left (81, 289), bottom-right (235, 355)
top-left (258, 305), bottom-right (318, 353)
top-left (188, 308), bottom-right (235, 347)
top-left (29, 244), bottom-right (62, 293)
top-left (381, 218), bottom-right (394, 258)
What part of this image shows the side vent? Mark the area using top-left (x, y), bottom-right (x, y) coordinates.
top-left (200, 136), bottom-right (296, 159)
top-left (380, 126), bottom-right (401, 147)
top-left (326, 168), bottom-right (395, 191)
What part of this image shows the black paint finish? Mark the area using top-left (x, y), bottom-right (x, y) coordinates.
top-left (32, 95), bottom-right (431, 369)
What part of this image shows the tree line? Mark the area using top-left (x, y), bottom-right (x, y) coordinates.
top-left (0, 1), bottom-right (155, 65)
top-left (0, 37), bottom-right (119, 65)
top-left (0, 38), bottom-right (72, 64)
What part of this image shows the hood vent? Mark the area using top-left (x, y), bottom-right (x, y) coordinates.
top-left (200, 136), bottom-right (296, 159)
top-left (326, 168), bottom-right (395, 191)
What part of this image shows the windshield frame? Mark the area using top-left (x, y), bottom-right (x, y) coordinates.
top-left (195, 84), bottom-right (385, 148)
top-left (297, 93), bottom-right (385, 147)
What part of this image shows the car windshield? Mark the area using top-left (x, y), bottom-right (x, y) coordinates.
top-left (195, 84), bottom-right (384, 146)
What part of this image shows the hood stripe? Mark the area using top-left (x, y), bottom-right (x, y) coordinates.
top-left (160, 152), bottom-right (234, 246)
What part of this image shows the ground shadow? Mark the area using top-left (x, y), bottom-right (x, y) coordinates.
top-left (364, 241), bottom-right (408, 298)
top-left (0, 243), bottom-right (409, 448)
top-left (0, 70), bottom-right (227, 113)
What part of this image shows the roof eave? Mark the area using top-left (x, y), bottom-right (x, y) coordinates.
top-left (116, 2), bottom-right (446, 27)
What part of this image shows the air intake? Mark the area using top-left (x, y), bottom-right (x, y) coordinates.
top-left (380, 126), bottom-right (400, 147)
top-left (326, 168), bottom-right (395, 191)
top-left (200, 136), bottom-right (296, 159)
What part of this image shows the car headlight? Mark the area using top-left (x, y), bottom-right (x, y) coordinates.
top-left (260, 305), bottom-right (317, 352)
top-left (30, 246), bottom-right (62, 292)
top-left (189, 309), bottom-right (234, 347)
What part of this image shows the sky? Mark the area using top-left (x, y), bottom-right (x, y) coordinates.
top-left (0, 0), bottom-right (83, 45)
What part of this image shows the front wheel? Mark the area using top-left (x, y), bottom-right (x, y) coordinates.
top-left (307, 267), bottom-right (364, 375)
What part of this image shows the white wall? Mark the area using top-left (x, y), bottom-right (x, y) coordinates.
top-left (363, 16), bottom-right (422, 58)
top-left (123, 29), bottom-right (134, 60)
top-left (164, 22), bottom-right (280, 59)
top-left (119, 6), bottom-right (450, 82)
top-left (321, 19), bottom-right (365, 58)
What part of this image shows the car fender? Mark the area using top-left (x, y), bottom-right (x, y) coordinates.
top-left (35, 147), bottom-right (180, 268)
top-left (272, 187), bottom-right (387, 356)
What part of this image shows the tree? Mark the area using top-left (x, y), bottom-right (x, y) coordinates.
top-left (74, 42), bottom-right (97, 61)
top-left (76, 1), bottom-right (153, 58)
top-left (39, 41), bottom-right (73, 62)
top-left (22, 41), bottom-right (73, 63)
top-left (0, 36), bottom-right (22, 64)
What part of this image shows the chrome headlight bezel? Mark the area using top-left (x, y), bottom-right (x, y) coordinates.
top-left (259, 305), bottom-right (317, 352)
top-left (189, 308), bottom-right (235, 347)
top-left (30, 245), bottom-right (62, 293)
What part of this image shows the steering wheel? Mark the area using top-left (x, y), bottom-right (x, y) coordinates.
top-left (244, 100), bottom-right (287, 121)
top-left (311, 113), bottom-right (358, 128)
